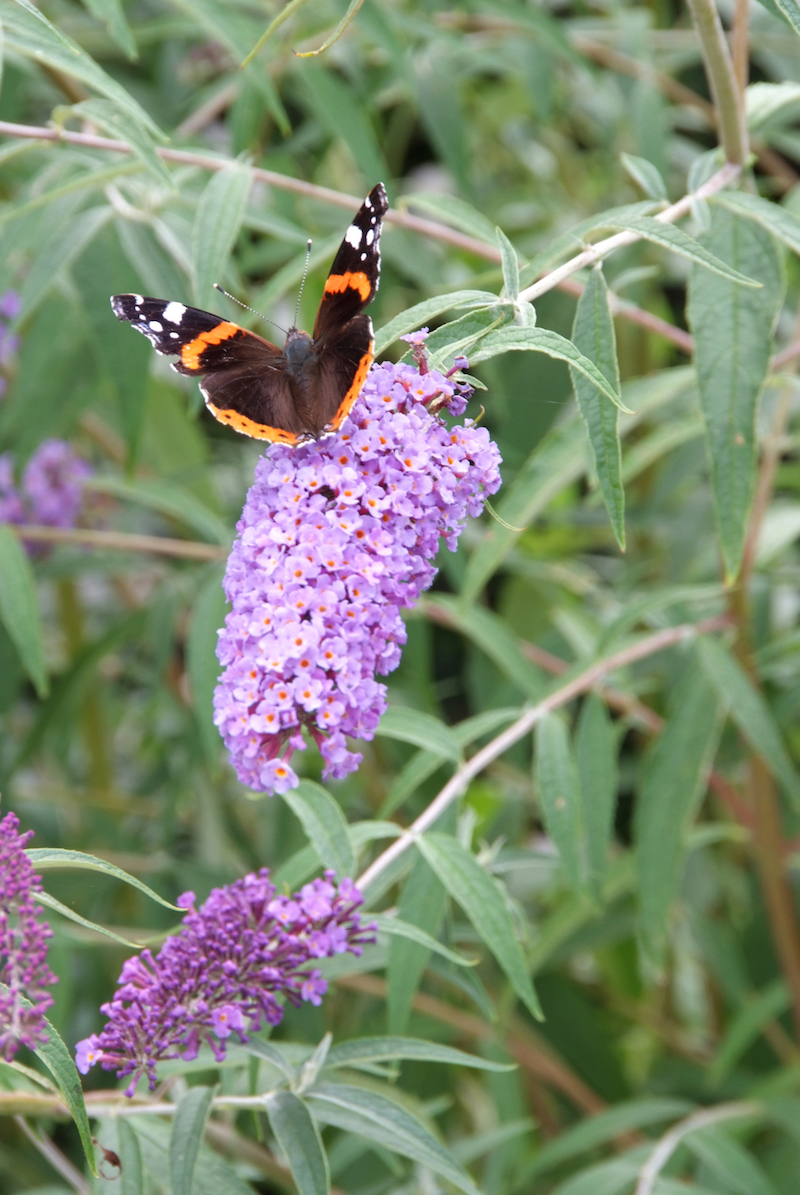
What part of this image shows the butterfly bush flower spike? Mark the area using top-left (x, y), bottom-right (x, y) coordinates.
top-left (75, 870), bottom-right (374, 1094)
top-left (0, 439), bottom-right (93, 545)
top-left (214, 343), bottom-right (501, 794)
top-left (0, 811), bottom-right (57, 1060)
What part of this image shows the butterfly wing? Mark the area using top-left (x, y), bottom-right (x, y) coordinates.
top-left (110, 295), bottom-right (305, 444)
top-left (310, 183), bottom-right (388, 430)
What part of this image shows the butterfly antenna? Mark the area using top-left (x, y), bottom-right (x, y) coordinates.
top-left (294, 239), bottom-right (313, 326)
top-left (213, 283), bottom-right (287, 336)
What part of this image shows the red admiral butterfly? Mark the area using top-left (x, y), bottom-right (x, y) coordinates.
top-left (111, 183), bottom-right (388, 446)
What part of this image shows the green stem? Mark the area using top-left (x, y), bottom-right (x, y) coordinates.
top-left (685, 0), bottom-right (749, 165)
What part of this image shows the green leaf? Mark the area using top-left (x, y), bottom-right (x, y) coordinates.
top-left (375, 706), bottom-right (463, 762)
top-left (88, 477), bottom-right (232, 545)
top-left (570, 267), bottom-right (625, 548)
top-left (170, 1085), bottom-right (215, 1195)
top-left (497, 228), bottom-right (520, 300)
top-left (80, 0), bottom-right (137, 58)
top-left (388, 845), bottom-right (449, 1035)
top-left (419, 596), bottom-right (545, 699)
top-left (71, 99), bottom-right (170, 187)
top-left (697, 636), bottom-right (800, 808)
top-left (634, 655), bottom-right (724, 966)
top-left (687, 204), bottom-right (785, 579)
top-left (713, 191), bottom-right (800, 258)
top-left (461, 415), bottom-right (585, 604)
top-left (27, 848), bottom-right (180, 910)
top-left (281, 780), bottom-right (356, 878)
top-left (324, 1036), bottom-right (513, 1071)
top-left (265, 1092), bottom-right (330, 1195)
top-left (371, 911), bottom-right (473, 966)
top-left (21, 205), bottom-right (112, 319)
top-left (400, 192), bottom-right (499, 245)
top-left (0, 525), bottom-right (48, 697)
top-left (605, 215), bottom-right (763, 286)
top-left (374, 290), bottom-right (499, 355)
top-left (192, 164), bottom-right (253, 309)
top-left (535, 713), bottom-right (587, 897)
top-left (417, 832), bottom-right (542, 1019)
top-left (620, 153), bottom-right (668, 200)
top-left (30, 1012), bottom-right (97, 1175)
top-left (745, 81), bottom-right (800, 129)
top-left (525, 1097), bottom-right (694, 1177)
top-left (71, 223), bottom-right (152, 466)
top-left (307, 1081), bottom-right (482, 1195)
top-left (35, 890), bottom-right (144, 949)
top-left (575, 695), bottom-right (618, 898)
top-left (240, 1037), bottom-right (298, 1084)
top-left (187, 567), bottom-right (227, 768)
top-left (117, 1118), bottom-right (144, 1195)
top-left (0, 0), bottom-right (158, 132)
top-left (766, 0), bottom-right (800, 35)
top-left (686, 1127), bottom-right (779, 1195)
top-left (469, 326), bottom-right (626, 411)
top-left (299, 67), bottom-right (390, 191)
top-left (709, 979), bottom-right (790, 1085)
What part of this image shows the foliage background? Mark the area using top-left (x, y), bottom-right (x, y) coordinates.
top-left (2, 0), bottom-right (800, 1192)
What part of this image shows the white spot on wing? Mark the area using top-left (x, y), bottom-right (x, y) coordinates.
top-left (134, 294), bottom-right (144, 306)
top-left (170, 331), bottom-right (179, 339)
top-left (149, 321), bottom-right (163, 332)
top-left (345, 225), bottom-right (362, 248)
top-left (366, 229), bottom-right (374, 245)
top-left (163, 302), bottom-right (186, 324)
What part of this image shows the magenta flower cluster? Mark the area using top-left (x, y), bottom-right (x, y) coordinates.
top-left (0, 438), bottom-right (93, 533)
top-left (213, 353), bottom-right (502, 794)
top-left (0, 811), bottom-right (56, 1061)
top-left (76, 870), bottom-right (374, 1094)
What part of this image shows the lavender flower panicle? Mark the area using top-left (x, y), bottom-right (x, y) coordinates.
top-left (75, 870), bottom-right (374, 1095)
top-left (214, 346), bottom-right (501, 794)
top-left (0, 811), bottom-right (57, 1060)
top-left (0, 439), bottom-right (93, 551)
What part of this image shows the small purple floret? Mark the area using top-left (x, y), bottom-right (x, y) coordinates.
top-left (0, 811), bottom-right (57, 1060)
top-left (75, 870), bottom-right (375, 1095)
top-left (214, 356), bottom-right (501, 794)
top-left (0, 439), bottom-right (93, 548)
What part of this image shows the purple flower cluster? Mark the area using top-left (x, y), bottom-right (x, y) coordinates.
top-left (0, 290), bottom-right (20, 399)
top-left (0, 438), bottom-right (93, 535)
top-left (0, 811), bottom-right (56, 1060)
top-left (214, 351), bottom-right (502, 794)
top-left (76, 870), bottom-right (374, 1094)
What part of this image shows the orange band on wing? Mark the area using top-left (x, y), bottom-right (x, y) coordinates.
top-left (328, 343), bottom-right (374, 432)
top-left (206, 402), bottom-right (300, 445)
top-left (181, 322), bottom-right (241, 372)
top-left (323, 271), bottom-right (371, 302)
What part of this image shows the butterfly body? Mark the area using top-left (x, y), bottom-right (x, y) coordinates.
top-left (111, 183), bottom-right (388, 445)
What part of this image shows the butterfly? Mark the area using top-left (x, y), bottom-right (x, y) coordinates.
top-left (111, 182), bottom-right (388, 446)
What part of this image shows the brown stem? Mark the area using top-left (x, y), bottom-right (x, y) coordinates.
top-left (0, 121), bottom-right (704, 355)
top-left (13, 525), bottom-right (226, 560)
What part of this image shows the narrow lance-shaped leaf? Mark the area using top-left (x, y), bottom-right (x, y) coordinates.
top-left (497, 227), bottom-right (520, 300)
top-left (634, 654), bottom-right (724, 967)
top-left (575, 694), bottom-right (618, 898)
top-left (417, 832), bottom-right (542, 1019)
top-left (28, 1010), bottom-right (97, 1174)
top-left (0, 525), bottom-right (48, 697)
top-left (265, 1092), bottom-right (330, 1195)
top-left (192, 165), bottom-right (253, 310)
top-left (187, 568), bottom-right (228, 768)
top-left (281, 780), bottom-right (355, 878)
top-left (570, 266), bottom-right (625, 548)
top-left (388, 839), bottom-right (450, 1035)
top-left (697, 636), bottom-right (800, 808)
top-left (170, 1085), bottom-right (215, 1195)
top-left (687, 205), bottom-right (785, 580)
top-left (535, 712), bottom-right (588, 898)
